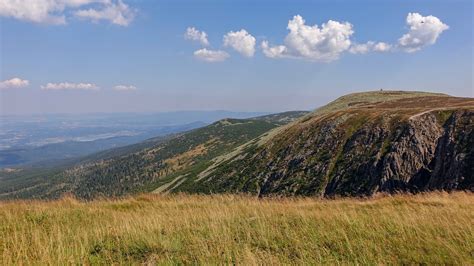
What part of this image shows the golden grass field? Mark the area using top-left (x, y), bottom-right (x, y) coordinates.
top-left (0, 192), bottom-right (473, 265)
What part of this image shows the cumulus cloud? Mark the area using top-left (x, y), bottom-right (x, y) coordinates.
top-left (261, 41), bottom-right (287, 58)
top-left (398, 13), bottom-right (449, 52)
top-left (260, 12), bottom-right (447, 61)
top-left (41, 82), bottom-right (99, 90)
top-left (223, 29), bottom-right (256, 57)
top-left (261, 15), bottom-right (354, 62)
top-left (0, 0), bottom-right (136, 26)
top-left (114, 84), bottom-right (137, 91)
top-left (184, 27), bottom-right (209, 46)
top-left (0, 77), bottom-right (29, 89)
top-left (193, 48), bottom-right (229, 62)
top-left (74, 0), bottom-right (136, 26)
top-left (349, 41), bottom-right (392, 54)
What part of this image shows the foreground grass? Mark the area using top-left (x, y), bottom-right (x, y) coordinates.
top-left (0, 192), bottom-right (473, 264)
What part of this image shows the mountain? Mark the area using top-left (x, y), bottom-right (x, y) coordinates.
top-left (2, 90), bottom-right (472, 200)
top-left (185, 91), bottom-right (473, 196)
top-left (0, 111), bottom-right (308, 199)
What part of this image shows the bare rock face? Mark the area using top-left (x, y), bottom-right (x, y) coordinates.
top-left (426, 111), bottom-right (473, 190)
top-left (379, 113), bottom-right (444, 192)
top-left (312, 110), bottom-right (472, 196)
top-left (195, 95), bottom-right (474, 197)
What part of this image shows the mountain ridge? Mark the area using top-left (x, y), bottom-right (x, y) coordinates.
top-left (1, 91), bottom-right (472, 199)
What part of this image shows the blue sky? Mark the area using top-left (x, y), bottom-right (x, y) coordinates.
top-left (0, 0), bottom-right (472, 115)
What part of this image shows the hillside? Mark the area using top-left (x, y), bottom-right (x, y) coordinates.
top-left (0, 111), bottom-right (308, 199)
top-left (184, 91), bottom-right (473, 196)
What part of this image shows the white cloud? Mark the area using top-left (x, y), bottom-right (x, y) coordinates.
top-left (261, 41), bottom-right (287, 58)
top-left (349, 13), bottom-right (446, 55)
top-left (0, 0), bottom-right (69, 25)
top-left (193, 48), bottom-right (229, 62)
top-left (261, 15), bottom-right (354, 62)
top-left (398, 13), bottom-right (449, 52)
top-left (0, 77), bottom-right (29, 89)
top-left (349, 41), bottom-right (392, 54)
top-left (261, 12), bottom-right (447, 61)
top-left (0, 0), bottom-right (136, 26)
top-left (349, 42), bottom-right (373, 54)
top-left (184, 27), bottom-right (209, 46)
top-left (374, 42), bottom-right (392, 52)
top-left (41, 82), bottom-right (99, 90)
top-left (223, 29), bottom-right (256, 57)
top-left (74, 0), bottom-right (136, 26)
top-left (114, 84), bottom-right (137, 91)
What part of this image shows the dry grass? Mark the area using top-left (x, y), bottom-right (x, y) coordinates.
top-left (1, 192), bottom-right (473, 265)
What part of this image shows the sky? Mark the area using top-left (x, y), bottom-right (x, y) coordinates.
top-left (0, 0), bottom-right (473, 115)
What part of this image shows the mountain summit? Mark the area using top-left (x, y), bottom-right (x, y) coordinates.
top-left (186, 91), bottom-right (474, 196)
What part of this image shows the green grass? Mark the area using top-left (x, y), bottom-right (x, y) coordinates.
top-left (1, 192), bottom-right (472, 264)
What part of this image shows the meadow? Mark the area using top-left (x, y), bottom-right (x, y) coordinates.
top-left (0, 192), bottom-right (473, 264)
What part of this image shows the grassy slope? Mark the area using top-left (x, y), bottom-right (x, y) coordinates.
top-left (308, 90), bottom-right (447, 116)
top-left (0, 192), bottom-right (472, 264)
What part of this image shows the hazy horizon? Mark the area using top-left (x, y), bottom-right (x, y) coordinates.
top-left (0, 89), bottom-right (467, 116)
top-left (0, 109), bottom-right (275, 117)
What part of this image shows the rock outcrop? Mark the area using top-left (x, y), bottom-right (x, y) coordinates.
top-left (190, 92), bottom-right (474, 196)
